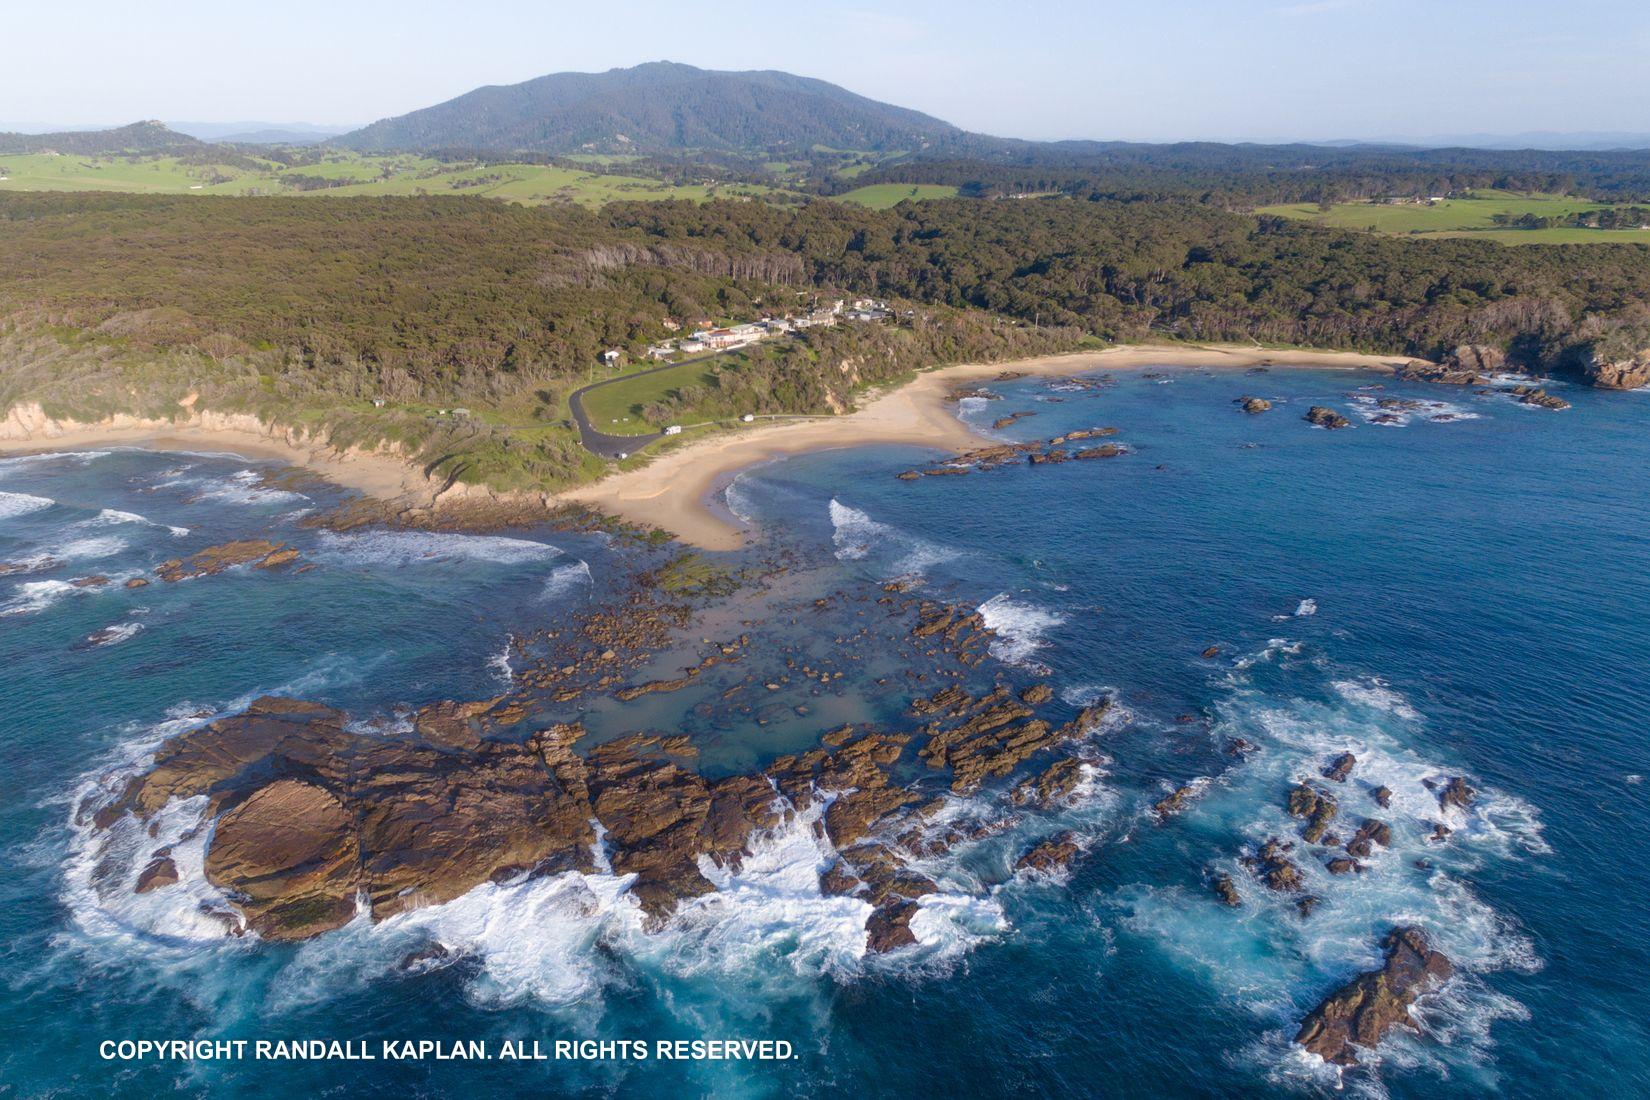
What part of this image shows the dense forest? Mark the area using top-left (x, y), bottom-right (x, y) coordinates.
top-left (338, 62), bottom-right (962, 156)
top-left (854, 143), bottom-right (1650, 206)
top-left (3, 189), bottom-right (1648, 489)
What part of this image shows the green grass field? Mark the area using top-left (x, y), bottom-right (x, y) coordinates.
top-left (1260, 190), bottom-right (1650, 244)
top-left (0, 151), bottom-right (784, 207)
top-left (835, 183), bottom-right (960, 208)
top-left (577, 357), bottom-right (725, 430)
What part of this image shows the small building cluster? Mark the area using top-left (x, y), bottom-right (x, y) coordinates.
top-left (623, 297), bottom-right (892, 366)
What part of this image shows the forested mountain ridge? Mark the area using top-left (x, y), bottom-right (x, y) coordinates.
top-left (0, 121), bottom-right (204, 156)
top-left (337, 62), bottom-right (964, 155)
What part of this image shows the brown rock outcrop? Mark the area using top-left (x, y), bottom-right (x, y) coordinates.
top-left (1400, 346), bottom-right (1502, 385)
top-left (1322, 753), bottom-right (1356, 783)
top-left (1015, 831), bottom-right (1081, 875)
top-left (1581, 349), bottom-right (1650, 390)
top-left (1288, 783), bottom-right (1338, 843)
top-left (1294, 927), bottom-right (1454, 1066)
top-left (155, 540), bottom-right (300, 582)
top-left (1304, 406), bottom-right (1352, 430)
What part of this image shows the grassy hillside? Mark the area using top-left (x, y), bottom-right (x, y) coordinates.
top-left (1260, 190), bottom-right (1650, 244)
top-left (836, 183), bottom-right (960, 209)
top-left (0, 151), bottom-right (783, 206)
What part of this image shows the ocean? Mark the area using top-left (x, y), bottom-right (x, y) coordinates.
top-left (1, 364), bottom-right (1646, 1098)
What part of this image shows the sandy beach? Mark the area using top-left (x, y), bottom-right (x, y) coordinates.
top-left (562, 344), bottom-right (1416, 549)
top-left (0, 403), bottom-right (453, 504)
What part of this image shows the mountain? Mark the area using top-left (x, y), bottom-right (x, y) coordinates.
top-left (168, 121), bottom-right (354, 144)
top-left (336, 61), bottom-right (963, 155)
top-left (0, 121), bottom-right (203, 156)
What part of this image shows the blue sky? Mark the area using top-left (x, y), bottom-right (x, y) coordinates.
top-left (6, 0), bottom-right (1647, 141)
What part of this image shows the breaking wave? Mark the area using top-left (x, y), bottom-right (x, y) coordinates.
top-left (978, 593), bottom-right (1065, 668)
top-left (541, 560), bottom-right (594, 602)
top-left (315, 530), bottom-right (566, 568)
top-left (0, 490), bottom-right (54, 521)
top-left (828, 499), bottom-right (956, 578)
top-left (93, 508), bottom-right (189, 537)
top-left (1123, 668), bottom-right (1545, 1089)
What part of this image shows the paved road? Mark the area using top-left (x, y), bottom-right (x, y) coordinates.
top-left (566, 365), bottom-right (671, 458)
top-left (567, 351), bottom-right (737, 458)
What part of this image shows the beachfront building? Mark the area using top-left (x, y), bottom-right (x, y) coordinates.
top-left (645, 342), bottom-right (676, 361)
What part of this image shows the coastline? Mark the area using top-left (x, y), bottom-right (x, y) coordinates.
top-left (1, 345), bottom-right (1415, 546)
top-left (0, 404), bottom-right (470, 507)
top-left (562, 344), bottom-right (1415, 549)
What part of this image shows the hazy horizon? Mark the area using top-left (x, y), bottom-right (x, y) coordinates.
top-left (8, 0), bottom-right (1649, 145)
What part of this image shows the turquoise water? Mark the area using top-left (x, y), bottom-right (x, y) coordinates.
top-left (2, 366), bottom-right (1646, 1097)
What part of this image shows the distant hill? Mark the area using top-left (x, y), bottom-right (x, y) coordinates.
top-left (169, 121), bottom-right (354, 145)
top-left (336, 61), bottom-right (964, 155)
top-left (0, 121), bottom-right (203, 156)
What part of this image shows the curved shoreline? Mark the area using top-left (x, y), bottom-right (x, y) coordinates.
top-left (1, 344), bottom-right (1416, 547)
top-left (561, 345), bottom-right (1415, 549)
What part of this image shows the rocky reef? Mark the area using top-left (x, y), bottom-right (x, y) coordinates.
top-left (81, 586), bottom-right (1109, 956)
top-left (1304, 406), bottom-right (1352, 430)
top-left (1295, 926), bottom-right (1454, 1066)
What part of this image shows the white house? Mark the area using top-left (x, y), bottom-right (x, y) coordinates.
top-left (602, 349), bottom-right (623, 365)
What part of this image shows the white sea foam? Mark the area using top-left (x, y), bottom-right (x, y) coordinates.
top-left (1349, 394), bottom-right (1481, 427)
top-left (1123, 664), bottom-right (1545, 1092)
top-left (171, 469), bottom-right (307, 507)
top-left (827, 499), bottom-right (956, 578)
top-left (1332, 678), bottom-right (1423, 721)
top-left (2, 579), bottom-right (81, 616)
top-left (723, 473), bottom-right (758, 525)
top-left (94, 508), bottom-right (189, 537)
top-left (87, 622), bottom-right (144, 647)
top-left (1232, 638), bottom-right (1306, 670)
top-left (0, 449), bottom-right (109, 471)
top-left (1060, 683), bottom-right (1117, 708)
top-left (63, 794), bottom-right (246, 943)
top-left (541, 559), bottom-right (594, 600)
top-left (0, 490), bottom-right (54, 520)
top-left (978, 593), bottom-right (1065, 668)
top-left (1294, 598), bottom-right (1317, 617)
top-left (316, 530), bottom-right (565, 567)
top-left (488, 643), bottom-right (514, 686)
top-left (52, 535), bottom-right (128, 561)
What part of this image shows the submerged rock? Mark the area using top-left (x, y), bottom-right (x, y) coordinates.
top-left (1245, 837), bottom-right (1303, 892)
top-left (134, 851), bottom-right (178, 893)
top-left (155, 540), bottom-right (300, 582)
top-left (1439, 776), bottom-right (1476, 812)
top-left (1015, 831), bottom-right (1081, 875)
top-left (1511, 385), bottom-right (1570, 410)
top-left (1210, 872), bottom-right (1242, 907)
top-left (1322, 753), bottom-right (1356, 783)
top-left (1294, 926), bottom-right (1454, 1066)
top-left (1400, 346), bottom-right (1502, 385)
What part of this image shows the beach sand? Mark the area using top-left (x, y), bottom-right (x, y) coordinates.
top-left (1, 345), bottom-right (1414, 546)
top-left (0, 405), bottom-right (449, 503)
top-left (562, 345), bottom-right (1415, 549)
